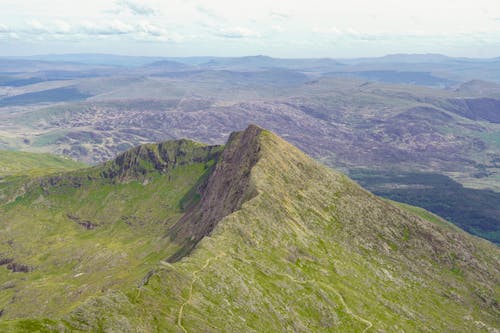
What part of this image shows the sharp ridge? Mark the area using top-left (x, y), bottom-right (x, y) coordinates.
top-left (167, 124), bottom-right (263, 262)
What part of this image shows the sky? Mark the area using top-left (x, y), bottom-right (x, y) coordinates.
top-left (1, 0), bottom-right (500, 58)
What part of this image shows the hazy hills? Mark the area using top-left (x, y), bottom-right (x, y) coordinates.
top-left (4, 53), bottom-right (500, 82)
top-left (0, 54), bottom-right (499, 244)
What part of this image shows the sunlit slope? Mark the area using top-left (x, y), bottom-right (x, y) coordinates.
top-left (66, 127), bottom-right (500, 332)
top-left (0, 150), bottom-right (85, 177)
top-left (0, 140), bottom-right (223, 321)
top-left (0, 126), bottom-right (498, 332)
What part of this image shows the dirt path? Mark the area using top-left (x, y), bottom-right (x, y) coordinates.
top-left (318, 281), bottom-right (373, 333)
top-left (175, 255), bottom-right (373, 332)
top-left (177, 257), bottom-right (212, 333)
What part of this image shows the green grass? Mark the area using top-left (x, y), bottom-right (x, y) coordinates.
top-left (0, 141), bottom-right (222, 322)
top-left (0, 150), bottom-right (85, 177)
top-left (0, 129), bottom-right (498, 332)
top-left (479, 130), bottom-right (500, 149)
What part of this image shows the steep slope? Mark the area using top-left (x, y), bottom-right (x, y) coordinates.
top-left (0, 126), bottom-right (498, 332)
top-left (167, 125), bottom-right (261, 261)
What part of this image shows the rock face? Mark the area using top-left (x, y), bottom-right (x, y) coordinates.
top-left (100, 139), bottom-right (223, 181)
top-left (168, 125), bottom-right (262, 261)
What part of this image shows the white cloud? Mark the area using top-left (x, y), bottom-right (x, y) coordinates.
top-left (79, 21), bottom-right (126, 35)
top-left (53, 20), bottom-right (72, 34)
top-left (269, 11), bottom-right (290, 20)
top-left (312, 26), bottom-right (342, 35)
top-left (26, 20), bottom-right (48, 33)
top-left (115, 0), bottom-right (157, 16)
top-left (8, 32), bottom-right (20, 40)
top-left (1, 0), bottom-right (500, 57)
top-left (0, 23), bottom-right (10, 33)
top-left (271, 25), bottom-right (284, 32)
top-left (196, 5), bottom-right (221, 20)
top-left (8, 18), bottom-right (181, 43)
top-left (215, 26), bottom-right (261, 39)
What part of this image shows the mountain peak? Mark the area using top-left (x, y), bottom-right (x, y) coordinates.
top-left (167, 124), bottom-right (264, 261)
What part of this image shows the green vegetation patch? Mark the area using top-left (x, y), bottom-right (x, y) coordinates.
top-left (0, 150), bottom-right (85, 177)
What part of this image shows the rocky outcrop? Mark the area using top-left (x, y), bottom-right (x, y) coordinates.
top-left (34, 139), bottom-right (224, 194)
top-left (100, 140), bottom-right (223, 181)
top-left (167, 125), bottom-right (263, 262)
top-left (0, 256), bottom-right (31, 273)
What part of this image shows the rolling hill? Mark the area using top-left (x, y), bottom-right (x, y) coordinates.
top-left (0, 125), bottom-right (498, 332)
top-left (0, 150), bottom-right (84, 177)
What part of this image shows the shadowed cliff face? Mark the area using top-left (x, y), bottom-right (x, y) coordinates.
top-left (167, 125), bottom-right (262, 262)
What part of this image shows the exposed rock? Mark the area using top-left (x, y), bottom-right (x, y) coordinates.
top-left (167, 125), bottom-right (262, 262)
top-left (0, 258), bottom-right (13, 266)
top-left (100, 140), bottom-right (223, 181)
top-left (5, 262), bottom-right (32, 273)
top-left (67, 214), bottom-right (97, 230)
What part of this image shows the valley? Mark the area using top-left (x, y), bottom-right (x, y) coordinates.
top-left (1, 55), bottom-right (499, 243)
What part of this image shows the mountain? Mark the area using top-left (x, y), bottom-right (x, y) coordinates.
top-left (143, 60), bottom-right (193, 71)
top-left (200, 55), bottom-right (344, 71)
top-left (340, 53), bottom-right (458, 65)
top-left (0, 125), bottom-right (498, 332)
top-left (335, 54), bottom-right (500, 82)
top-left (0, 59), bottom-right (101, 72)
top-left (454, 80), bottom-right (500, 97)
top-left (325, 70), bottom-right (455, 86)
top-left (5, 54), bottom-right (169, 67)
top-left (0, 150), bottom-right (85, 205)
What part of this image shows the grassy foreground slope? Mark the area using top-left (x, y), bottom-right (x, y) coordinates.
top-left (0, 126), bottom-right (499, 332)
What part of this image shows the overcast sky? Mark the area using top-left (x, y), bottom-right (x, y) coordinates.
top-left (1, 0), bottom-right (500, 58)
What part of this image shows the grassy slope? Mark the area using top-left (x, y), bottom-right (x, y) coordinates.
top-left (0, 150), bottom-right (87, 212)
top-left (0, 141), bottom-right (223, 327)
top-left (0, 150), bottom-right (85, 177)
top-left (350, 170), bottom-right (500, 244)
top-left (7, 128), bottom-right (493, 332)
top-left (152, 130), bottom-right (498, 332)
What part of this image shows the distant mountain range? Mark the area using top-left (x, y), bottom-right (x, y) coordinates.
top-left (2, 53), bottom-right (500, 83)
